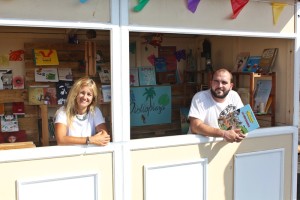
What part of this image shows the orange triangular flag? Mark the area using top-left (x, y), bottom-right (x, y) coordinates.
top-left (231, 0), bottom-right (249, 19)
top-left (272, 3), bottom-right (287, 25)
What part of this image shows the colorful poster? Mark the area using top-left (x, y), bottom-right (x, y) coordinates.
top-left (130, 86), bottom-right (171, 126)
top-left (138, 66), bottom-right (156, 86)
top-left (34, 49), bottom-right (59, 66)
top-left (158, 46), bottom-right (177, 71)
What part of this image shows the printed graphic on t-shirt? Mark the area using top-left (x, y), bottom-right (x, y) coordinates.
top-left (218, 104), bottom-right (238, 130)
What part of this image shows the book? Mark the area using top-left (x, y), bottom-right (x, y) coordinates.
top-left (218, 104), bottom-right (260, 134)
top-left (180, 107), bottom-right (190, 134)
top-left (28, 85), bottom-right (57, 105)
top-left (154, 57), bottom-right (167, 72)
top-left (156, 71), bottom-right (177, 84)
top-left (101, 85), bottom-right (111, 103)
top-left (257, 48), bottom-right (278, 74)
top-left (130, 68), bottom-right (139, 86)
top-left (0, 69), bottom-right (13, 90)
top-left (58, 68), bottom-right (73, 81)
top-left (44, 87), bottom-right (57, 106)
top-left (242, 56), bottom-right (261, 73)
top-left (12, 102), bottom-right (25, 115)
top-left (56, 81), bottom-right (73, 105)
top-left (33, 49), bottom-right (59, 66)
top-left (253, 80), bottom-right (272, 113)
top-left (1, 114), bottom-right (19, 132)
top-left (264, 96), bottom-right (273, 113)
top-left (28, 86), bottom-right (45, 105)
top-left (158, 46), bottom-right (177, 71)
top-left (236, 88), bottom-right (250, 105)
top-left (98, 66), bottom-right (111, 84)
top-left (35, 68), bottom-right (59, 82)
top-left (12, 75), bottom-right (25, 89)
top-left (234, 52), bottom-right (250, 72)
top-left (48, 117), bottom-right (55, 141)
top-left (138, 66), bottom-right (156, 86)
top-left (3, 130), bottom-right (27, 143)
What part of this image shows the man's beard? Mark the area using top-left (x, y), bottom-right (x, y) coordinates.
top-left (210, 88), bottom-right (230, 99)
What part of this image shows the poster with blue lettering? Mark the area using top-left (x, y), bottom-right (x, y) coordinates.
top-left (130, 86), bottom-right (171, 126)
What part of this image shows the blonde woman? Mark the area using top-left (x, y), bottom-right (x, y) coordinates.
top-left (55, 77), bottom-right (110, 146)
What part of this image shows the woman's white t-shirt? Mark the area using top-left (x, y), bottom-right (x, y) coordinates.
top-left (55, 106), bottom-right (105, 137)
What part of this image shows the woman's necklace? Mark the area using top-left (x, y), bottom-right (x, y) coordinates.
top-left (75, 112), bottom-right (88, 121)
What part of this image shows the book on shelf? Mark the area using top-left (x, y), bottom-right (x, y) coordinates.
top-left (234, 52), bottom-right (250, 72)
top-left (2, 130), bottom-right (27, 143)
top-left (33, 49), bottom-right (59, 66)
top-left (1, 114), bottom-right (19, 132)
top-left (12, 102), bottom-right (25, 115)
top-left (0, 69), bottom-right (13, 90)
top-left (35, 68), bottom-right (59, 82)
top-left (257, 48), bottom-right (278, 74)
top-left (56, 81), bottom-right (73, 105)
top-left (264, 96), bottom-right (273, 113)
top-left (98, 66), bottom-right (111, 84)
top-left (28, 85), bottom-right (57, 106)
top-left (218, 104), bottom-right (260, 134)
top-left (156, 71), bottom-right (177, 84)
top-left (154, 57), bottom-right (167, 72)
top-left (242, 56), bottom-right (261, 73)
top-left (44, 87), bottom-right (57, 106)
top-left (48, 117), bottom-right (55, 141)
top-left (138, 66), bottom-right (156, 86)
top-left (158, 46), bottom-right (177, 71)
top-left (180, 107), bottom-right (190, 134)
top-left (236, 88), bottom-right (250, 105)
top-left (101, 85), bottom-right (111, 103)
top-left (12, 75), bottom-right (25, 89)
top-left (130, 67), bottom-right (139, 86)
top-left (253, 80), bottom-right (272, 113)
top-left (58, 68), bottom-right (73, 81)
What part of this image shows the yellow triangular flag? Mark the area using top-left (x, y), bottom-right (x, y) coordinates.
top-left (272, 3), bottom-right (287, 25)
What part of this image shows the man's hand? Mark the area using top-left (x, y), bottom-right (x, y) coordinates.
top-left (223, 129), bottom-right (245, 143)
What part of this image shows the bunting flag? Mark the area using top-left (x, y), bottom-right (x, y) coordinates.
top-left (231, 0), bottom-right (249, 19)
top-left (133, 0), bottom-right (150, 12)
top-left (272, 3), bottom-right (287, 25)
top-left (188, 0), bottom-right (201, 13)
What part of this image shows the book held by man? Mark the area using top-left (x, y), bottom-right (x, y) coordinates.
top-left (218, 104), bottom-right (260, 134)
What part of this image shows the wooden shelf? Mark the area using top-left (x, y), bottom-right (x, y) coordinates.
top-left (183, 70), bottom-right (212, 106)
top-left (232, 72), bottom-right (276, 126)
top-left (24, 42), bottom-right (111, 146)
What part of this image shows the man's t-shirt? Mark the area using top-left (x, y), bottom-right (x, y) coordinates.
top-left (188, 89), bottom-right (244, 134)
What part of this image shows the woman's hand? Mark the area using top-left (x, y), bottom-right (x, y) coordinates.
top-left (89, 130), bottom-right (111, 146)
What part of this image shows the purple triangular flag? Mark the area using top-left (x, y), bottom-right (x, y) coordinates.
top-left (188, 0), bottom-right (201, 13)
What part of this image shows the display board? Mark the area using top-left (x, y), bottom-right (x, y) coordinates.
top-left (130, 86), bottom-right (171, 126)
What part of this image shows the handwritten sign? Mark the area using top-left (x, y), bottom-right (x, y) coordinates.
top-left (130, 86), bottom-right (171, 126)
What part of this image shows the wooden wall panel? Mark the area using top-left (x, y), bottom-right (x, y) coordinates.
top-left (23, 42), bottom-right (111, 145)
